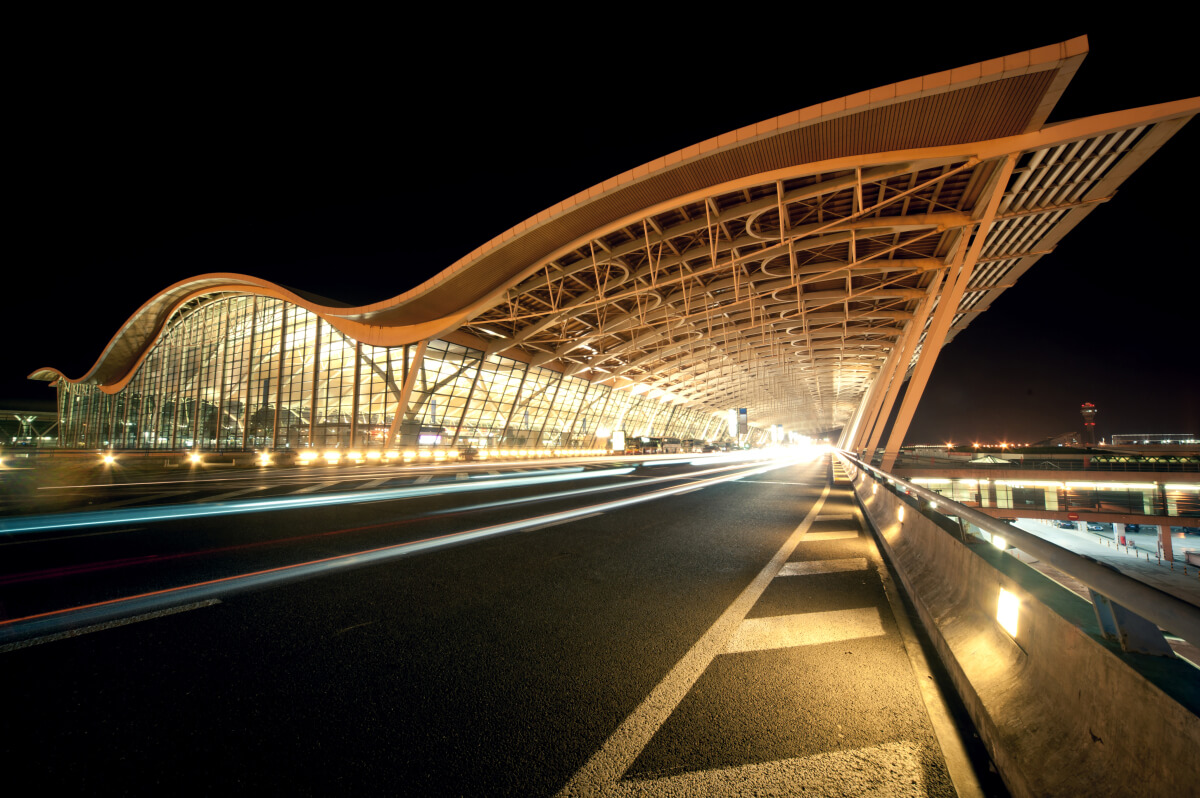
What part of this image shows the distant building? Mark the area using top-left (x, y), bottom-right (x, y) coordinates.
top-left (1033, 431), bottom-right (1081, 447)
top-left (0, 409), bottom-right (59, 448)
top-left (1110, 433), bottom-right (1199, 445)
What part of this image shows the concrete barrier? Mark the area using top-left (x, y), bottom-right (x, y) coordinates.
top-left (842, 456), bottom-right (1200, 798)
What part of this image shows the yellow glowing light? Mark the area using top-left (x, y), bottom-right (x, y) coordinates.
top-left (418, 451), bottom-right (431, 458)
top-left (872, 483), bottom-right (878, 495)
top-left (434, 451), bottom-right (446, 459)
top-left (102, 454), bottom-right (116, 465)
top-left (929, 500), bottom-right (938, 509)
top-left (366, 451), bottom-right (381, 460)
top-left (324, 452), bottom-right (340, 463)
top-left (992, 534), bottom-right (1007, 551)
top-left (258, 454), bottom-right (272, 466)
top-left (189, 453), bottom-right (202, 464)
top-left (347, 451), bottom-right (363, 461)
top-left (997, 588), bottom-right (1020, 637)
top-left (403, 451), bottom-right (416, 459)
top-left (897, 507), bottom-right (905, 522)
top-left (299, 451), bottom-right (319, 461)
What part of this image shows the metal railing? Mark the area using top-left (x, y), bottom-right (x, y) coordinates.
top-left (877, 452), bottom-right (1200, 473)
top-left (838, 451), bottom-right (1200, 651)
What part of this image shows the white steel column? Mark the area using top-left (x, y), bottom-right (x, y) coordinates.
top-left (383, 339), bottom-right (429, 450)
top-left (881, 155), bottom-right (1018, 472)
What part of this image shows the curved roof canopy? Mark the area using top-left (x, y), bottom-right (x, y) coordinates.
top-left (33, 37), bottom-right (1198, 441)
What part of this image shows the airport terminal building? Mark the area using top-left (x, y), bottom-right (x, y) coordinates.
top-left (31, 38), bottom-right (1195, 458)
top-left (46, 294), bottom-right (736, 452)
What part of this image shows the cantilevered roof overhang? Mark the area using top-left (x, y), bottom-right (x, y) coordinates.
top-left (32, 37), bottom-right (1198, 455)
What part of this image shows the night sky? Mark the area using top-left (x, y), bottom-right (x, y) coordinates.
top-left (7, 20), bottom-right (1197, 445)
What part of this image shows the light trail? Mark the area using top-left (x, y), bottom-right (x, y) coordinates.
top-left (0, 467), bottom-right (637, 536)
top-left (0, 455), bottom-right (807, 645)
top-left (0, 459), bottom-right (772, 584)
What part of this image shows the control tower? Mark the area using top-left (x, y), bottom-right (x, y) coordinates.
top-left (1080, 402), bottom-right (1098, 445)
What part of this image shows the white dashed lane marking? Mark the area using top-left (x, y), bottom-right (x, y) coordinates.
top-left (803, 530), bottom-right (859, 541)
top-left (778, 557), bottom-right (868, 576)
top-left (609, 741), bottom-right (925, 798)
top-left (291, 481), bottom-right (346, 494)
top-left (725, 607), bottom-right (885, 653)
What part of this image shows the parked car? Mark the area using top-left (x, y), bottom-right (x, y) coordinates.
top-left (1087, 522), bottom-right (1107, 531)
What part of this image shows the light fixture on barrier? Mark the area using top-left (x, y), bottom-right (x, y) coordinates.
top-left (997, 588), bottom-right (1019, 637)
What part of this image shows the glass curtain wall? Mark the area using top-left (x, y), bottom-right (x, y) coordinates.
top-left (55, 293), bottom-right (757, 451)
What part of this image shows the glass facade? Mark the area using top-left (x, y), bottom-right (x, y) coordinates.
top-left (56, 294), bottom-right (761, 451)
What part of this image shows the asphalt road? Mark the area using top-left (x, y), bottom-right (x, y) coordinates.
top-left (0, 453), bottom-right (992, 795)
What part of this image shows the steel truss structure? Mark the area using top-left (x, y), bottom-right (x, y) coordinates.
top-left (32, 38), bottom-right (1197, 458)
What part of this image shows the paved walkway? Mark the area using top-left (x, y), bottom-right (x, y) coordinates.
top-left (1010, 519), bottom-right (1200, 667)
top-left (1011, 520), bottom-right (1200, 608)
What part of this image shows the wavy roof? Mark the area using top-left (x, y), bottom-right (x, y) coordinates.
top-left (33, 37), bottom-right (1199, 437)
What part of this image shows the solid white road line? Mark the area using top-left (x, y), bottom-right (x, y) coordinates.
top-left (607, 741), bottom-right (925, 797)
top-left (0, 599), bottom-right (221, 654)
top-left (523, 512), bottom-right (604, 532)
top-left (725, 607), bottom-right (885, 653)
top-left (778, 558), bottom-right (868, 576)
top-left (816, 514), bottom-right (855, 521)
top-left (554, 480), bottom-right (831, 798)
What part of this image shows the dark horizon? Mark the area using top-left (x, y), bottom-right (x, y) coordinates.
top-left (7, 23), bottom-right (1197, 444)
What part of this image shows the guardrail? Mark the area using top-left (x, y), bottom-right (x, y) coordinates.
top-left (843, 452), bottom-right (1200, 650)
top-left (836, 450), bottom-right (1200, 797)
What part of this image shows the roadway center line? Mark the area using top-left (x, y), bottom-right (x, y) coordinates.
top-left (554, 477), bottom-right (831, 797)
top-left (0, 599), bottom-right (220, 654)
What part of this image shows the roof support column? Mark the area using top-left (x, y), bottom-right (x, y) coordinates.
top-left (450, 357), bottom-right (484, 447)
top-left (349, 341), bottom-right (362, 449)
top-left (271, 304), bottom-right (287, 449)
top-left (384, 339), bottom-right (428, 450)
top-left (859, 275), bottom-right (943, 460)
top-left (881, 155), bottom-right (1018, 472)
